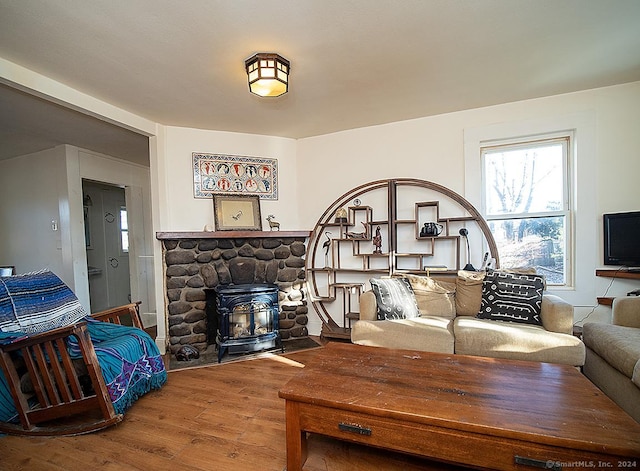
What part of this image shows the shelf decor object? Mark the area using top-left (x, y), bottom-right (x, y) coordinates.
top-left (306, 178), bottom-right (499, 340)
top-left (459, 228), bottom-right (475, 271)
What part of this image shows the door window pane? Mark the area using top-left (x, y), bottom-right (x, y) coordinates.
top-left (120, 207), bottom-right (129, 253)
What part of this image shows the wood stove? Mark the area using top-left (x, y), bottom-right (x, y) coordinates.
top-left (209, 284), bottom-right (281, 362)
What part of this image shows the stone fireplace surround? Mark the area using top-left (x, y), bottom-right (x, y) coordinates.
top-left (156, 231), bottom-right (311, 355)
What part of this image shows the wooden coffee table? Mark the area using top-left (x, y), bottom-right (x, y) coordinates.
top-left (279, 343), bottom-right (640, 470)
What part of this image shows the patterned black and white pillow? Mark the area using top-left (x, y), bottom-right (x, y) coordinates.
top-left (369, 278), bottom-right (419, 320)
top-left (477, 270), bottom-right (544, 325)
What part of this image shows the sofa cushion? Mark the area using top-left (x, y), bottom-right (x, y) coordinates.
top-left (369, 278), bottom-right (419, 320)
top-left (455, 270), bottom-right (485, 316)
top-left (400, 274), bottom-right (456, 319)
top-left (633, 360), bottom-right (640, 389)
top-left (351, 316), bottom-right (455, 354)
top-left (454, 317), bottom-right (585, 366)
top-left (477, 271), bottom-right (544, 326)
top-left (583, 322), bottom-right (640, 379)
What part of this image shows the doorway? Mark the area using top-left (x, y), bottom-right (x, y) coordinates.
top-left (83, 180), bottom-right (131, 312)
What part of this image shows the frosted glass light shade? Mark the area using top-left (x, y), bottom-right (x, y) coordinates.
top-left (245, 53), bottom-right (290, 97)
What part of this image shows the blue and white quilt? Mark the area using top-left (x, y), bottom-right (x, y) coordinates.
top-left (0, 270), bottom-right (166, 424)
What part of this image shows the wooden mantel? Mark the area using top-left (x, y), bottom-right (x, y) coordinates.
top-left (156, 230), bottom-right (311, 240)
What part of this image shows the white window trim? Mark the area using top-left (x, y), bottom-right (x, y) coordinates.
top-left (480, 134), bottom-right (572, 286)
top-left (463, 112), bottom-right (597, 307)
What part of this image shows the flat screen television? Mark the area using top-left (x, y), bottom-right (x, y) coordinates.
top-left (603, 211), bottom-right (640, 268)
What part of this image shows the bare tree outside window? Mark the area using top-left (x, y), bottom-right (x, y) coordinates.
top-left (482, 137), bottom-right (570, 285)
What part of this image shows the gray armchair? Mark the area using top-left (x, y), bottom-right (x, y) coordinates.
top-left (583, 296), bottom-right (640, 422)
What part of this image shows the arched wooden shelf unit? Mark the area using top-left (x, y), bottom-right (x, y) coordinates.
top-left (306, 178), bottom-right (500, 340)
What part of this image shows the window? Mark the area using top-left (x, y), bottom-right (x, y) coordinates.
top-left (481, 136), bottom-right (571, 285)
top-left (120, 206), bottom-right (129, 253)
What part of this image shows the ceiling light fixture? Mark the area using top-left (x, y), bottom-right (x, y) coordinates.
top-left (245, 53), bottom-right (290, 97)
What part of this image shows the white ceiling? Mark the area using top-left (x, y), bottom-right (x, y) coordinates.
top-left (1, 0), bottom-right (639, 164)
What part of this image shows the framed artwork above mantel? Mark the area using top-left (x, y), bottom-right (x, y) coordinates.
top-left (213, 194), bottom-right (262, 231)
top-left (192, 152), bottom-right (278, 200)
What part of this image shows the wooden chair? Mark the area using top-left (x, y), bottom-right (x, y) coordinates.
top-left (0, 303), bottom-right (151, 436)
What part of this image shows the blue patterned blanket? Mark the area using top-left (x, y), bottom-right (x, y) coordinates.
top-left (68, 320), bottom-right (167, 415)
top-left (0, 270), bottom-right (167, 424)
top-left (0, 269), bottom-right (87, 334)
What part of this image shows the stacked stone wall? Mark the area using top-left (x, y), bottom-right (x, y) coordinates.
top-left (162, 236), bottom-right (308, 354)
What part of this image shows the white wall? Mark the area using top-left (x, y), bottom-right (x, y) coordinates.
top-left (0, 146), bottom-right (69, 281)
top-left (150, 82), bottom-right (640, 339)
top-left (158, 126), bottom-right (299, 231)
top-left (296, 81), bottom-right (640, 330)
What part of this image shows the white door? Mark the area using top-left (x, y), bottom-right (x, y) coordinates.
top-left (84, 181), bottom-right (131, 312)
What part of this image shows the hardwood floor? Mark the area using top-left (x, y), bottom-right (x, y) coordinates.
top-left (0, 346), bottom-right (461, 471)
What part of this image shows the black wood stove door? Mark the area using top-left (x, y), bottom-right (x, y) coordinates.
top-left (210, 284), bottom-right (281, 362)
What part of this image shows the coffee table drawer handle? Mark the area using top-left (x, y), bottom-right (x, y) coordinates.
top-left (515, 456), bottom-right (561, 470)
top-left (338, 422), bottom-right (372, 436)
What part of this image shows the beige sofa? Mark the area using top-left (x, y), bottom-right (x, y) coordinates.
top-left (583, 297), bottom-right (640, 422)
top-left (351, 272), bottom-right (585, 366)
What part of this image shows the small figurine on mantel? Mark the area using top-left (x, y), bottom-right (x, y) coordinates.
top-left (372, 225), bottom-right (383, 254)
top-left (266, 215), bottom-right (280, 231)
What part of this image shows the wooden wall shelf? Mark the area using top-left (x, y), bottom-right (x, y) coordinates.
top-left (595, 269), bottom-right (640, 280)
top-left (307, 178), bottom-right (499, 340)
top-left (595, 269), bottom-right (640, 306)
top-left (596, 297), bottom-right (614, 306)
top-left (156, 230), bottom-right (310, 240)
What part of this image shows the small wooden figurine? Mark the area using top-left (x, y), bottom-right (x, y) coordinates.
top-left (372, 225), bottom-right (383, 253)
